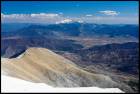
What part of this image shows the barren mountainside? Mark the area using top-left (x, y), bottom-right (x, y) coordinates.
top-left (1, 23), bottom-right (138, 93)
top-left (2, 47), bottom-right (121, 88)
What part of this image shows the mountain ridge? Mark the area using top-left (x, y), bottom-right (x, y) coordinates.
top-left (2, 22), bottom-right (138, 38)
top-left (2, 47), bottom-right (120, 88)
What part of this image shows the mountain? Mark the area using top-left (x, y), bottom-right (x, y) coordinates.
top-left (2, 47), bottom-right (119, 88)
top-left (1, 37), bottom-right (83, 58)
top-left (1, 23), bottom-right (138, 58)
top-left (1, 22), bottom-right (138, 93)
top-left (1, 23), bottom-right (31, 32)
top-left (75, 42), bottom-right (139, 75)
top-left (2, 23), bottom-right (139, 38)
top-left (57, 42), bottom-right (139, 93)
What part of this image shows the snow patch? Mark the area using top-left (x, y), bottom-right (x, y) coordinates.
top-left (1, 75), bottom-right (124, 93)
top-left (16, 53), bottom-right (24, 59)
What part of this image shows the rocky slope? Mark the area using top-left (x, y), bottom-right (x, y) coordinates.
top-left (2, 47), bottom-right (121, 89)
top-left (76, 42), bottom-right (139, 75)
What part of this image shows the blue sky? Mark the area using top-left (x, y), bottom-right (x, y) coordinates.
top-left (1, 1), bottom-right (139, 24)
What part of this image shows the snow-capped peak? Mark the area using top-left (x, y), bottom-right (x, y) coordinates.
top-left (56, 19), bottom-right (73, 24)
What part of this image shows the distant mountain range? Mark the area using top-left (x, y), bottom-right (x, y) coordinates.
top-left (75, 42), bottom-right (139, 75)
top-left (1, 22), bottom-right (139, 93)
top-left (2, 22), bottom-right (139, 38)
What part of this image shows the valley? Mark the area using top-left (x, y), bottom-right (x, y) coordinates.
top-left (1, 23), bottom-right (139, 93)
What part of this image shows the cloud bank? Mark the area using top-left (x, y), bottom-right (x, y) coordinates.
top-left (1, 13), bottom-right (64, 24)
top-left (85, 14), bottom-right (93, 17)
top-left (1, 12), bottom-right (138, 24)
top-left (99, 10), bottom-right (120, 16)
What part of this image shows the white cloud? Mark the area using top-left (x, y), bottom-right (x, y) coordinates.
top-left (30, 13), bottom-right (59, 18)
top-left (99, 10), bottom-right (120, 16)
top-left (1, 13), bottom-right (63, 24)
top-left (85, 14), bottom-right (93, 17)
top-left (60, 19), bottom-right (73, 23)
top-left (1, 13), bottom-right (4, 17)
top-left (56, 19), bottom-right (73, 24)
top-left (59, 12), bottom-right (63, 15)
top-left (2, 13), bottom-right (59, 19)
top-left (77, 20), bottom-right (84, 23)
top-left (1, 13), bottom-right (138, 24)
